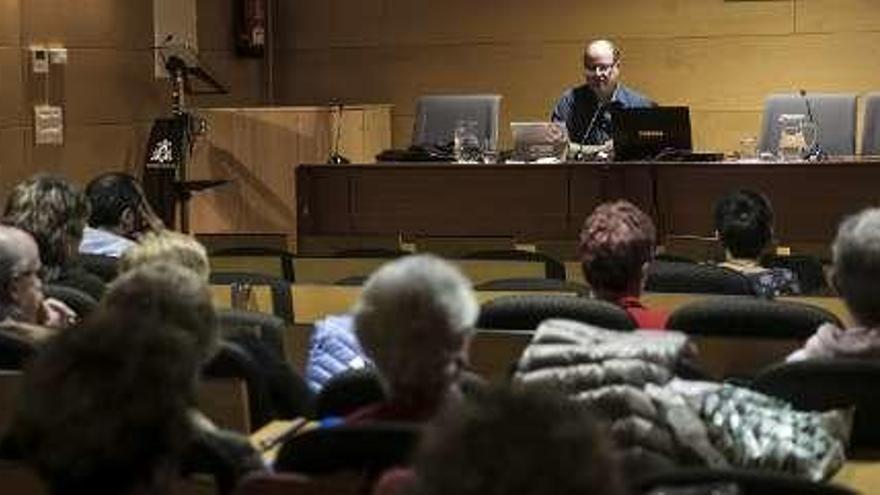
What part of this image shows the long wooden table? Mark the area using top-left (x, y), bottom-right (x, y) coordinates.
top-left (297, 160), bottom-right (880, 257)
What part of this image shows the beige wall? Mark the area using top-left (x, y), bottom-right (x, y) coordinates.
top-left (0, 0), bottom-right (267, 200)
top-left (274, 0), bottom-right (880, 152)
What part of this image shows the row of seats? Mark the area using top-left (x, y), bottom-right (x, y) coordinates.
top-left (198, 247), bottom-right (830, 296)
top-left (229, 469), bottom-right (860, 495)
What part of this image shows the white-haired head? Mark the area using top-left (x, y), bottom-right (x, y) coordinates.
top-left (0, 225), bottom-right (43, 323)
top-left (833, 208), bottom-right (880, 327)
top-left (354, 254), bottom-right (478, 402)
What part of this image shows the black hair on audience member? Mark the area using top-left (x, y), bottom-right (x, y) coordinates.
top-left (84, 172), bottom-right (144, 229)
top-left (714, 189), bottom-right (774, 259)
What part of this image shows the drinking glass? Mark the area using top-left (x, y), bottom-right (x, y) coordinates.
top-left (454, 120), bottom-right (483, 163)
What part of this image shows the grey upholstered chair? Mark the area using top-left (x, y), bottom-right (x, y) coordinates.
top-left (412, 94), bottom-right (502, 150)
top-left (860, 92), bottom-right (880, 155)
top-left (758, 93), bottom-right (857, 157)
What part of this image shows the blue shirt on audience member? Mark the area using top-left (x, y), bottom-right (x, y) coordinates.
top-left (306, 314), bottom-right (371, 392)
top-left (79, 226), bottom-right (137, 258)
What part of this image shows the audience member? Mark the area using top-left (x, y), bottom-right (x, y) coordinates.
top-left (579, 200), bottom-right (667, 328)
top-left (3, 174), bottom-right (105, 299)
top-left (402, 386), bottom-right (624, 495)
top-left (99, 262), bottom-right (265, 493)
top-left (120, 230), bottom-right (314, 421)
top-left (102, 262), bottom-right (218, 361)
top-left (789, 207), bottom-right (880, 361)
top-left (9, 308), bottom-right (199, 495)
top-left (350, 254), bottom-right (479, 422)
top-left (80, 172), bottom-right (164, 257)
top-left (119, 230), bottom-right (210, 281)
top-left (0, 225), bottom-right (76, 355)
top-left (714, 189), bottom-right (801, 298)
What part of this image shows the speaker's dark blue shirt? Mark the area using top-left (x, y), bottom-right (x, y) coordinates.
top-left (551, 84), bottom-right (654, 145)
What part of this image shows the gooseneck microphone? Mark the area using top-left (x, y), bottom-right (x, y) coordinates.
top-left (581, 100), bottom-right (621, 145)
top-left (581, 102), bottom-right (605, 145)
top-left (799, 89), bottom-right (826, 161)
top-left (327, 102), bottom-right (350, 164)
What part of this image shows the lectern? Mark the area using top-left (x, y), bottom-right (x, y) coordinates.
top-left (143, 44), bottom-right (228, 232)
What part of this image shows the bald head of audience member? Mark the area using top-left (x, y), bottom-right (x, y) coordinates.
top-left (415, 386), bottom-right (625, 495)
top-left (579, 200), bottom-right (657, 301)
top-left (831, 208), bottom-right (880, 327)
top-left (354, 254), bottom-right (478, 416)
top-left (584, 39), bottom-right (621, 101)
top-left (0, 225), bottom-right (44, 324)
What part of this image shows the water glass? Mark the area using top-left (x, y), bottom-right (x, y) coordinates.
top-left (231, 282), bottom-right (254, 311)
top-left (454, 120), bottom-right (483, 163)
top-left (738, 136), bottom-right (758, 160)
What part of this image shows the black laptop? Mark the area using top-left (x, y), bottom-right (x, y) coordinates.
top-left (612, 106), bottom-right (693, 161)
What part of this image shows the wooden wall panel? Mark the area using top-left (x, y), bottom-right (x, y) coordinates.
top-left (0, 0), bottom-right (19, 46)
top-left (0, 128), bottom-right (26, 198)
top-left (24, 124), bottom-right (148, 182)
top-left (54, 50), bottom-right (165, 125)
top-left (797, 0), bottom-right (880, 33)
top-left (197, 0), bottom-right (233, 51)
top-left (0, 48), bottom-right (25, 127)
top-left (278, 0), bottom-right (385, 50)
top-left (283, 0), bottom-right (794, 49)
top-left (20, 0), bottom-right (152, 49)
top-left (191, 51), bottom-right (266, 107)
top-left (276, 0), bottom-right (880, 153)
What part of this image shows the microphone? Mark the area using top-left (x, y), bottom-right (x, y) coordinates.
top-left (581, 100), bottom-right (620, 145)
top-left (799, 89), bottom-right (826, 160)
top-left (327, 102), bottom-right (350, 164)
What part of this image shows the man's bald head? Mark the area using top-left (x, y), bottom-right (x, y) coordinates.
top-left (583, 39), bottom-right (621, 101)
top-left (0, 225), bottom-right (38, 284)
top-left (0, 225), bottom-right (42, 321)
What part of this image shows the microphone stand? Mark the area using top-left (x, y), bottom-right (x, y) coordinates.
top-left (799, 89), bottom-right (827, 161)
top-left (327, 103), bottom-right (350, 164)
top-left (581, 100), bottom-right (607, 145)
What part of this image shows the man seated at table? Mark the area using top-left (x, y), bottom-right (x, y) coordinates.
top-left (551, 39), bottom-right (654, 157)
top-left (788, 207), bottom-right (880, 361)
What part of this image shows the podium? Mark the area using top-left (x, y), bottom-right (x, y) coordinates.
top-left (143, 44), bottom-right (227, 232)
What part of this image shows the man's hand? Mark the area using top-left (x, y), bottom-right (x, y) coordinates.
top-left (38, 297), bottom-right (78, 329)
top-left (569, 140), bottom-right (614, 160)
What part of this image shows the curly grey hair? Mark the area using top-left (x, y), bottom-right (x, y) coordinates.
top-left (3, 174), bottom-right (89, 280)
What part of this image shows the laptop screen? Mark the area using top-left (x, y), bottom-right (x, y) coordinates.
top-left (612, 106), bottom-right (692, 161)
